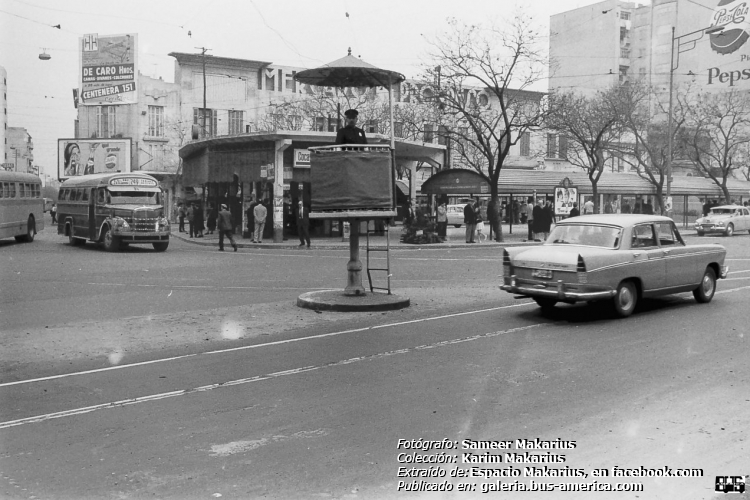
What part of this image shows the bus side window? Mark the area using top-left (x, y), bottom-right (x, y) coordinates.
top-left (0, 182), bottom-right (4, 199)
top-left (97, 188), bottom-right (106, 205)
top-left (9, 183), bottom-right (16, 198)
top-left (19, 183), bottom-right (25, 198)
top-left (60, 189), bottom-right (68, 200)
top-left (81, 189), bottom-right (89, 202)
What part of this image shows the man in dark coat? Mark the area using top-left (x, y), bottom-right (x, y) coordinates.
top-left (335, 109), bottom-right (367, 145)
top-left (297, 202), bottom-right (311, 249)
top-left (464, 200), bottom-right (477, 243)
top-left (532, 199), bottom-right (546, 241)
top-left (217, 204), bottom-right (238, 252)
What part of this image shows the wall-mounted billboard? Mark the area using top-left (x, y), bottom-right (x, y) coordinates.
top-left (79, 33), bottom-right (138, 106)
top-left (58, 138), bottom-right (132, 180)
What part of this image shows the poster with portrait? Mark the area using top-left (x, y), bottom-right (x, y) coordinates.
top-left (58, 138), bottom-right (132, 180)
top-left (79, 33), bottom-right (138, 106)
top-left (555, 187), bottom-right (577, 216)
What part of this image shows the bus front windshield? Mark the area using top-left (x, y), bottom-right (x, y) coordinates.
top-left (108, 189), bottom-right (161, 205)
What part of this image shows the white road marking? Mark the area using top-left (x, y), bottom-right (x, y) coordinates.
top-left (0, 303), bottom-right (534, 389)
top-left (0, 323), bottom-right (545, 429)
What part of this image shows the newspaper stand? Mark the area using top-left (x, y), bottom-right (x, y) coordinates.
top-left (295, 51), bottom-right (405, 301)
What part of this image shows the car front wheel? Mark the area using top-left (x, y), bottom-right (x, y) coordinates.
top-left (693, 267), bottom-right (716, 303)
top-left (725, 223), bottom-right (734, 237)
top-left (612, 280), bottom-right (637, 318)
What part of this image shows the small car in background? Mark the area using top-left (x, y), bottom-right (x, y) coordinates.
top-left (500, 215), bottom-right (728, 318)
top-left (694, 205), bottom-right (750, 236)
top-left (446, 204), bottom-right (465, 227)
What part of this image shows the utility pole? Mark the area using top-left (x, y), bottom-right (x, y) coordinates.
top-left (195, 47), bottom-right (211, 137)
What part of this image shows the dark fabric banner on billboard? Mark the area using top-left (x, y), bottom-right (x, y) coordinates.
top-left (311, 150), bottom-right (393, 210)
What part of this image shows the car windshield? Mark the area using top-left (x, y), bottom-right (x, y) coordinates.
top-left (710, 208), bottom-right (735, 215)
top-left (108, 189), bottom-right (161, 205)
top-left (548, 224), bottom-right (622, 248)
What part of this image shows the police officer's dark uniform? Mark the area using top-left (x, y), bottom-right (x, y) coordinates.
top-left (335, 109), bottom-right (367, 145)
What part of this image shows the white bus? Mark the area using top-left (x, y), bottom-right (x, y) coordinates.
top-left (0, 171), bottom-right (44, 242)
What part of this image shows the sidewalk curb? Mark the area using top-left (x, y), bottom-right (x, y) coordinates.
top-left (169, 229), bottom-right (540, 250)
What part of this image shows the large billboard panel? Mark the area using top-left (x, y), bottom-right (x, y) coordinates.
top-left (79, 33), bottom-right (138, 106)
top-left (679, 0), bottom-right (750, 90)
top-left (58, 139), bottom-right (132, 180)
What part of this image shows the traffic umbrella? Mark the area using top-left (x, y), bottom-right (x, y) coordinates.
top-left (294, 49), bottom-right (405, 148)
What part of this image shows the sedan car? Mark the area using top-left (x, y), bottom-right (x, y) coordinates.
top-left (500, 214), bottom-right (728, 317)
top-left (694, 205), bottom-right (750, 236)
top-left (447, 204), bottom-right (465, 227)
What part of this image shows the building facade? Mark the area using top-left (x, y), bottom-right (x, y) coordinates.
top-left (6, 127), bottom-right (34, 174)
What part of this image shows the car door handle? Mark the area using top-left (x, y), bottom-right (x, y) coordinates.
top-left (663, 249), bottom-right (671, 254)
top-left (633, 252), bottom-right (641, 258)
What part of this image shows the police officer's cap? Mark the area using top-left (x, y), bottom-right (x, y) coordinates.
top-left (344, 109), bottom-right (359, 119)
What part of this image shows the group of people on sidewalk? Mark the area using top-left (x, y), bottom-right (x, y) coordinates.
top-left (177, 202), bottom-right (217, 238)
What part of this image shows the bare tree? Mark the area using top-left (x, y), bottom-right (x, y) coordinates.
top-left (547, 87), bottom-right (624, 213)
top-left (681, 88), bottom-right (750, 203)
top-left (610, 81), bottom-right (693, 214)
top-left (422, 14), bottom-right (548, 241)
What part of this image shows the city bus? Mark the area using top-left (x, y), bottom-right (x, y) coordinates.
top-left (0, 171), bottom-right (44, 242)
top-left (57, 172), bottom-right (170, 251)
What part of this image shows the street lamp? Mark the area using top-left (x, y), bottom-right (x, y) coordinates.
top-left (666, 24), bottom-right (724, 213)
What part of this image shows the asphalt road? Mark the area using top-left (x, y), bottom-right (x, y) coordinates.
top-left (1, 222), bottom-right (749, 500)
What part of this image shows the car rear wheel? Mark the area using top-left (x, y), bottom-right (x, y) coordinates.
top-left (101, 226), bottom-right (120, 252)
top-left (533, 298), bottom-right (557, 311)
top-left (612, 280), bottom-right (637, 318)
top-left (152, 242), bottom-right (169, 252)
top-left (725, 223), bottom-right (734, 237)
top-left (693, 267), bottom-right (716, 303)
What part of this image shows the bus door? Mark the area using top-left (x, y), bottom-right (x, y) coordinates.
top-left (88, 188), bottom-right (96, 239)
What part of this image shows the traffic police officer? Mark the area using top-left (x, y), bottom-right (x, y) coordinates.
top-left (335, 109), bottom-right (368, 145)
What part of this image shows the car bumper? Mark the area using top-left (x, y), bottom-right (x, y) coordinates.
top-left (113, 229), bottom-right (170, 243)
top-left (694, 225), bottom-right (728, 233)
top-left (500, 276), bottom-right (616, 302)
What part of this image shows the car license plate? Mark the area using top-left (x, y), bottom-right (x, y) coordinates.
top-left (532, 269), bottom-right (553, 279)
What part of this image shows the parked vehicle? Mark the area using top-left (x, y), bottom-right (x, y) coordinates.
top-left (43, 197), bottom-right (54, 213)
top-left (446, 204), bottom-right (465, 227)
top-left (0, 171), bottom-right (44, 242)
top-left (694, 205), bottom-right (750, 236)
top-left (500, 214), bottom-right (728, 318)
top-left (57, 172), bottom-right (170, 252)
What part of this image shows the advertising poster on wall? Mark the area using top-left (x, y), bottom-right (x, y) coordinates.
top-left (58, 138), bottom-right (132, 180)
top-left (555, 187), bottom-right (577, 216)
top-left (78, 33), bottom-right (138, 106)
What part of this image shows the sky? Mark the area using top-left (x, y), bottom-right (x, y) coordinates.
top-left (0, 0), bottom-right (625, 179)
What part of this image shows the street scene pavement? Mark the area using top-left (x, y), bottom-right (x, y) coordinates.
top-left (1, 215), bottom-right (749, 500)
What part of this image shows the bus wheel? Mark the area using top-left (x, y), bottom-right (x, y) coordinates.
top-left (152, 241), bottom-right (169, 252)
top-left (15, 216), bottom-right (35, 242)
top-left (101, 226), bottom-right (120, 252)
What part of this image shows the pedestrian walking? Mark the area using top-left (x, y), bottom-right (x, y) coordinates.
top-left (297, 203), bottom-right (311, 248)
top-left (526, 197), bottom-right (535, 241)
top-left (187, 203), bottom-right (195, 238)
top-left (246, 196), bottom-right (257, 235)
top-left (436, 202), bottom-right (448, 240)
top-left (177, 203), bottom-right (186, 232)
top-left (463, 199), bottom-right (477, 243)
top-left (50, 203), bottom-right (57, 224)
top-left (253, 199), bottom-right (267, 243)
top-left (217, 204), bottom-right (238, 252)
top-left (532, 199), bottom-right (549, 241)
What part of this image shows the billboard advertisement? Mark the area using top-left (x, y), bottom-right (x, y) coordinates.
top-left (58, 138), bottom-right (132, 180)
top-left (555, 187), bottom-right (577, 216)
top-left (678, 0), bottom-right (750, 90)
top-left (78, 33), bottom-right (138, 106)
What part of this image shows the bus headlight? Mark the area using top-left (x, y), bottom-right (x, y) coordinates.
top-left (113, 217), bottom-right (129, 230)
top-left (157, 217), bottom-right (170, 231)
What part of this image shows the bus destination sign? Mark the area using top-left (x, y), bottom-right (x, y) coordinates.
top-left (110, 177), bottom-right (158, 187)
